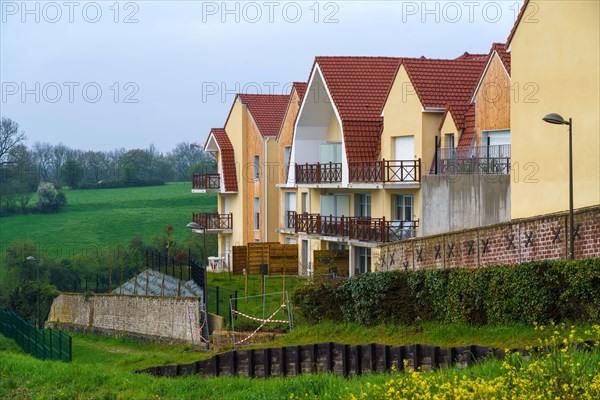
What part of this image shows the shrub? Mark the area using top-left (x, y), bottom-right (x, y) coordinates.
top-left (291, 259), bottom-right (600, 327)
top-left (78, 179), bottom-right (165, 190)
top-left (36, 182), bottom-right (67, 213)
top-left (291, 280), bottom-right (344, 323)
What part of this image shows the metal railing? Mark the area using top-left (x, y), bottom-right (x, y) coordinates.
top-left (145, 248), bottom-right (205, 290)
top-left (0, 308), bottom-right (72, 362)
top-left (192, 212), bottom-right (233, 230)
top-left (349, 159), bottom-right (421, 183)
top-left (295, 162), bottom-right (342, 184)
top-left (192, 173), bottom-right (220, 190)
top-left (291, 213), bottom-right (418, 243)
top-left (436, 145), bottom-right (511, 175)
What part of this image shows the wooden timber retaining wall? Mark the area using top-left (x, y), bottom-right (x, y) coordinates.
top-left (138, 342), bottom-right (522, 378)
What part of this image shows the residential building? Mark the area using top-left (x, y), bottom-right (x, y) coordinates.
top-left (508, 0), bottom-right (600, 218)
top-left (193, 94), bottom-right (289, 269)
top-left (281, 55), bottom-right (488, 275)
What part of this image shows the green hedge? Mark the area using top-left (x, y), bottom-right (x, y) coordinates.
top-left (291, 259), bottom-right (600, 326)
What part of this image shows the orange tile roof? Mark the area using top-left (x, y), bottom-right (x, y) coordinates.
top-left (491, 42), bottom-right (511, 75)
top-left (308, 55), bottom-right (487, 162)
top-left (457, 104), bottom-right (476, 148)
top-left (206, 128), bottom-right (238, 192)
top-left (402, 56), bottom-right (487, 109)
top-left (293, 82), bottom-right (308, 102)
top-left (507, 0), bottom-right (530, 47)
top-left (313, 56), bottom-right (402, 162)
top-left (238, 94), bottom-right (290, 137)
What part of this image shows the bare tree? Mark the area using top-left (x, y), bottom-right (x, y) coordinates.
top-left (31, 142), bottom-right (55, 182)
top-left (0, 117), bottom-right (27, 162)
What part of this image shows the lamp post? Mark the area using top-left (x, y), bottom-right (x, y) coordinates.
top-left (26, 256), bottom-right (40, 328)
top-left (542, 113), bottom-right (574, 260)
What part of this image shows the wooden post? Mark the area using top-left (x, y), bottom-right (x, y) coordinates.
top-left (133, 274), bottom-right (138, 294)
top-left (145, 270), bottom-right (149, 295)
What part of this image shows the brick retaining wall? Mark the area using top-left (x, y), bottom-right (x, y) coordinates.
top-left (379, 205), bottom-right (600, 271)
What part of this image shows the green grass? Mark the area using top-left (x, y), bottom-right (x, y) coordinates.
top-left (207, 272), bottom-right (305, 325)
top-left (263, 321), bottom-right (580, 349)
top-left (0, 183), bottom-right (216, 255)
top-left (1, 324), bottom-right (599, 400)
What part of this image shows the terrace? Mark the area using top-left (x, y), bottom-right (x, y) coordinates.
top-left (288, 211), bottom-right (418, 243)
top-left (191, 173), bottom-right (220, 192)
top-left (434, 145), bottom-right (511, 175)
top-left (191, 212), bottom-right (233, 232)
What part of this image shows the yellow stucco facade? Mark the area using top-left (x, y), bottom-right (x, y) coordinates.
top-left (510, 0), bottom-right (600, 218)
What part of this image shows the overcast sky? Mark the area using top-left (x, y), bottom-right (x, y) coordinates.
top-left (1, 0), bottom-right (524, 153)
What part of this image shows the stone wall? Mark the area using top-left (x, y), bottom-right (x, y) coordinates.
top-left (46, 293), bottom-right (202, 343)
top-left (379, 205), bottom-right (600, 271)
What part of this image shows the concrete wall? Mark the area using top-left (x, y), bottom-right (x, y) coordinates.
top-left (378, 205), bottom-right (600, 271)
top-left (421, 174), bottom-right (511, 236)
top-left (47, 293), bottom-right (202, 343)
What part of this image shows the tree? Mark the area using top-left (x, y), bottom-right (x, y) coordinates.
top-left (59, 159), bottom-right (84, 188)
top-left (7, 144), bottom-right (38, 210)
top-left (169, 141), bottom-right (215, 181)
top-left (31, 142), bottom-right (55, 182)
top-left (120, 149), bottom-right (153, 182)
top-left (81, 151), bottom-right (110, 183)
top-left (0, 117), bottom-right (27, 162)
top-left (36, 182), bottom-right (67, 213)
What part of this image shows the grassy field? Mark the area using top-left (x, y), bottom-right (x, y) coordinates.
top-left (1, 324), bottom-right (599, 399)
top-left (0, 183), bottom-right (216, 256)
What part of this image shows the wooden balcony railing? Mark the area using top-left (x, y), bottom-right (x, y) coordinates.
top-left (349, 159), bottom-right (421, 183)
top-left (291, 212), bottom-right (418, 243)
top-left (347, 217), bottom-right (418, 243)
top-left (192, 212), bottom-right (232, 230)
top-left (192, 173), bottom-right (220, 190)
top-left (286, 211), bottom-right (297, 229)
top-left (295, 162), bottom-right (342, 184)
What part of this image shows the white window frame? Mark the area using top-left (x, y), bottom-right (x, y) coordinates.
top-left (394, 194), bottom-right (414, 221)
top-left (254, 155), bottom-right (260, 180)
top-left (254, 197), bottom-right (260, 231)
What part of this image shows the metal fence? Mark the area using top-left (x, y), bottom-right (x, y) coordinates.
top-left (0, 308), bottom-right (72, 362)
top-left (206, 285), bottom-right (237, 320)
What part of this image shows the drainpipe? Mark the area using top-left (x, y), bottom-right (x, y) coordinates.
top-left (434, 136), bottom-right (439, 175)
top-left (263, 137), bottom-right (269, 241)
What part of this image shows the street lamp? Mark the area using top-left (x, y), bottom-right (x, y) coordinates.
top-left (542, 113), bottom-right (574, 260)
top-left (26, 256), bottom-right (41, 328)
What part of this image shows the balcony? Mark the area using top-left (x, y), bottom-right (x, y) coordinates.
top-left (192, 173), bottom-right (220, 192)
top-left (435, 145), bottom-right (511, 175)
top-left (295, 162), bottom-right (342, 184)
top-left (349, 159), bottom-right (421, 184)
top-left (192, 212), bottom-right (232, 232)
top-left (289, 211), bottom-right (418, 243)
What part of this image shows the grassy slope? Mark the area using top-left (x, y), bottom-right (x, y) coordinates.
top-left (2, 324), bottom-right (598, 400)
top-left (0, 183), bottom-right (216, 255)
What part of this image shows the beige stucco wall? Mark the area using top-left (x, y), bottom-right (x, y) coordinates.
top-left (381, 66), bottom-right (423, 161)
top-left (221, 100), bottom-right (247, 250)
top-left (326, 113), bottom-right (343, 142)
top-left (510, 0), bottom-right (600, 218)
top-left (439, 113), bottom-right (459, 146)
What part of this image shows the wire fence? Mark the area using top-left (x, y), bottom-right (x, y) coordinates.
top-left (0, 308), bottom-right (72, 362)
top-left (206, 285), bottom-right (237, 320)
top-left (229, 291), bottom-right (293, 348)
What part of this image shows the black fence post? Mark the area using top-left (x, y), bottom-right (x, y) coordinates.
top-left (216, 286), bottom-right (220, 316)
